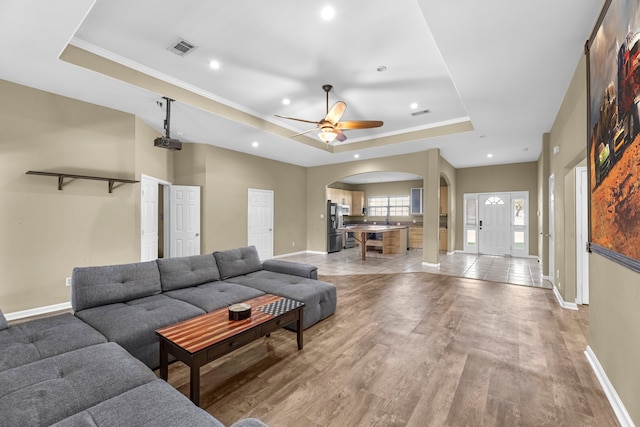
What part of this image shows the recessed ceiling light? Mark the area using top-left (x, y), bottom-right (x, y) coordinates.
top-left (410, 102), bottom-right (418, 109)
top-left (282, 98), bottom-right (290, 105)
top-left (252, 141), bottom-right (259, 148)
top-left (354, 154), bottom-right (360, 159)
top-left (321, 5), bottom-right (335, 20)
top-left (487, 153), bottom-right (493, 158)
top-left (209, 60), bottom-right (221, 70)
top-left (377, 65), bottom-right (387, 72)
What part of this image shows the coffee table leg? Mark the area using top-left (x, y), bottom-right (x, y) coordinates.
top-left (297, 309), bottom-right (304, 350)
top-left (159, 339), bottom-right (168, 380)
top-left (190, 365), bottom-right (200, 406)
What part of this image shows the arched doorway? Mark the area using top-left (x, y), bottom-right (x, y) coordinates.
top-left (326, 171), bottom-right (424, 255)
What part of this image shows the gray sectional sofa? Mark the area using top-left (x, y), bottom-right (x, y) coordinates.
top-left (73, 246), bottom-right (337, 369)
top-left (0, 246), bottom-right (337, 427)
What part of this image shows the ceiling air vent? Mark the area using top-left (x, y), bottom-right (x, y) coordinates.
top-left (411, 109), bottom-right (431, 117)
top-left (168, 38), bottom-right (197, 56)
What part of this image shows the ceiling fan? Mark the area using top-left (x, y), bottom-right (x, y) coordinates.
top-left (276, 84), bottom-right (383, 143)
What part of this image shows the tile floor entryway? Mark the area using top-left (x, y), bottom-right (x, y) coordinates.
top-left (277, 247), bottom-right (551, 289)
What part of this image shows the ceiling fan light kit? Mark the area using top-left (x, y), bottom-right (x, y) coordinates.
top-left (276, 84), bottom-right (383, 144)
top-left (319, 127), bottom-right (338, 143)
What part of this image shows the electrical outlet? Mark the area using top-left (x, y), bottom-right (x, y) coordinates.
top-left (292, 241), bottom-right (295, 247)
top-left (65, 277), bottom-right (72, 287)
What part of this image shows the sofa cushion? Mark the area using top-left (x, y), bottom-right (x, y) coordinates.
top-left (72, 261), bottom-right (161, 311)
top-left (225, 271), bottom-right (337, 330)
top-left (0, 342), bottom-right (156, 427)
top-left (0, 309), bottom-right (7, 330)
top-left (75, 294), bottom-right (204, 369)
top-left (0, 313), bottom-right (107, 372)
top-left (214, 246), bottom-right (263, 280)
top-left (50, 380), bottom-right (225, 427)
top-left (164, 281), bottom-right (265, 313)
top-left (157, 254), bottom-right (221, 291)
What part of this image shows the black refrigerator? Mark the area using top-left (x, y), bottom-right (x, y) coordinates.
top-left (327, 201), bottom-right (343, 253)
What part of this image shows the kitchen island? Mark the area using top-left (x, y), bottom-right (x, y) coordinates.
top-left (339, 225), bottom-right (408, 260)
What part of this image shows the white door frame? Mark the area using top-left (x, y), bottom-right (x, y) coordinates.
top-left (576, 167), bottom-right (589, 304)
top-left (140, 174), bottom-right (171, 261)
top-left (548, 174), bottom-right (555, 286)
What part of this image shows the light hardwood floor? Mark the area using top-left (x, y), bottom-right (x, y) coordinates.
top-left (161, 268), bottom-right (618, 426)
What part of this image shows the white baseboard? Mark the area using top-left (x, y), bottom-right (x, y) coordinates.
top-left (306, 250), bottom-right (327, 255)
top-left (5, 302), bottom-right (72, 321)
top-left (422, 262), bottom-right (440, 268)
top-left (272, 250), bottom-right (308, 259)
top-left (552, 285), bottom-right (578, 310)
top-left (584, 346), bottom-right (636, 427)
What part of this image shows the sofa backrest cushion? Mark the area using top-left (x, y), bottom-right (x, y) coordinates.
top-left (71, 261), bottom-right (161, 311)
top-left (214, 246), bottom-right (263, 280)
top-left (0, 310), bottom-right (7, 330)
top-left (157, 254), bottom-right (220, 291)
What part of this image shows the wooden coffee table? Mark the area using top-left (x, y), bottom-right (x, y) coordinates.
top-left (155, 294), bottom-right (304, 406)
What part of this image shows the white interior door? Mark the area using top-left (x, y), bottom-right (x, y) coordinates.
top-left (549, 174), bottom-right (555, 285)
top-left (140, 176), bottom-right (159, 262)
top-left (170, 185), bottom-right (201, 257)
top-left (248, 189), bottom-right (274, 260)
top-left (479, 193), bottom-right (511, 255)
top-left (576, 167), bottom-right (589, 304)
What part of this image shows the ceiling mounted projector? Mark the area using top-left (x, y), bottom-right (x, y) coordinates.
top-left (154, 97), bottom-right (182, 151)
top-left (154, 136), bottom-right (182, 150)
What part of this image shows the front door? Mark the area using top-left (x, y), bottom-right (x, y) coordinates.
top-left (479, 193), bottom-right (511, 255)
top-left (169, 185), bottom-right (201, 257)
top-left (248, 189), bottom-right (274, 260)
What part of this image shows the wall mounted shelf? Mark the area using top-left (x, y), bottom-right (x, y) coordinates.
top-left (26, 171), bottom-right (139, 193)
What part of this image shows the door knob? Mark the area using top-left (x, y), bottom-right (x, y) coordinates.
top-left (195, 233), bottom-right (200, 236)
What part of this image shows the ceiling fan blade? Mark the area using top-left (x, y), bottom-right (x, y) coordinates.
top-left (325, 101), bottom-right (347, 124)
top-left (275, 114), bottom-right (321, 125)
top-left (335, 128), bottom-right (347, 142)
top-left (337, 120), bottom-right (384, 130)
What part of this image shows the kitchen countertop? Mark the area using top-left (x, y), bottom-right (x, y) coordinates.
top-left (339, 225), bottom-right (407, 231)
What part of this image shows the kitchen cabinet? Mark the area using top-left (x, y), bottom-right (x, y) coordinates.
top-left (408, 227), bottom-right (423, 249)
top-left (440, 186), bottom-right (448, 215)
top-left (439, 229), bottom-right (448, 251)
top-left (351, 190), bottom-right (364, 216)
top-left (327, 188), bottom-right (360, 215)
top-left (411, 187), bottom-right (423, 215)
